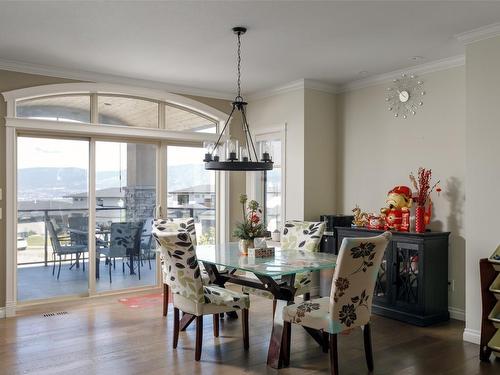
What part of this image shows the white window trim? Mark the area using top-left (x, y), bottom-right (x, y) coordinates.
top-left (246, 124), bottom-right (287, 230)
top-left (3, 82), bottom-right (231, 316)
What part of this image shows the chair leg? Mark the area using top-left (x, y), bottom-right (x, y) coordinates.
top-left (363, 323), bottom-right (374, 372)
top-left (57, 256), bottom-right (62, 280)
top-left (82, 252), bottom-right (85, 272)
top-left (322, 331), bottom-right (329, 353)
top-left (109, 262), bottom-right (112, 283)
top-left (163, 284), bottom-right (169, 317)
top-left (213, 314), bottom-right (219, 337)
top-left (138, 256), bottom-right (141, 280)
top-left (283, 321), bottom-right (291, 366)
top-left (242, 308), bottom-right (249, 350)
top-left (195, 316), bottom-right (203, 361)
top-left (329, 333), bottom-right (339, 375)
top-left (272, 299), bottom-right (277, 316)
top-left (304, 292), bottom-right (311, 301)
top-left (52, 254), bottom-right (56, 275)
top-left (173, 307), bottom-right (180, 349)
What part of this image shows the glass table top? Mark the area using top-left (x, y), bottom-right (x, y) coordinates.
top-left (196, 242), bottom-right (337, 277)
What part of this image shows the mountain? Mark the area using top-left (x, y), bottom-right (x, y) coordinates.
top-left (18, 164), bottom-right (215, 199)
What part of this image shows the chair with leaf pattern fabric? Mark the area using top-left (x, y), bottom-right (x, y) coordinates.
top-left (281, 232), bottom-right (391, 374)
top-left (154, 217), bottom-right (207, 317)
top-left (242, 220), bottom-right (326, 311)
top-left (152, 228), bottom-right (250, 361)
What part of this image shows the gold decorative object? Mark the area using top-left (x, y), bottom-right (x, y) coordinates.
top-left (352, 205), bottom-right (369, 227)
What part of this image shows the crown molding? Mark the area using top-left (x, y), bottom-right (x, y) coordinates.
top-left (338, 55), bottom-right (465, 93)
top-left (0, 58), bottom-right (234, 101)
top-left (248, 79), bottom-right (338, 101)
top-left (456, 22), bottom-right (500, 45)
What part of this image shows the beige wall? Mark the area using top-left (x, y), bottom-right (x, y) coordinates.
top-left (337, 66), bottom-right (466, 313)
top-left (0, 71), bottom-right (239, 309)
top-left (464, 36), bottom-right (500, 338)
top-left (304, 88), bottom-right (337, 220)
top-left (247, 90), bottom-right (305, 220)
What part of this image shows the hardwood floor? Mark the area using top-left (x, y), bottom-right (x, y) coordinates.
top-left (1, 290), bottom-right (499, 375)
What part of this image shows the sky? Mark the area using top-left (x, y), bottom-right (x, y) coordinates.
top-left (17, 137), bottom-right (204, 171)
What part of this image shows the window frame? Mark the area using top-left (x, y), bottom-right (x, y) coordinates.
top-left (247, 125), bottom-right (287, 232)
top-left (2, 82), bottom-right (231, 316)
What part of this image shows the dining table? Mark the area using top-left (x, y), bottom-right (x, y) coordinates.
top-left (192, 242), bottom-right (337, 369)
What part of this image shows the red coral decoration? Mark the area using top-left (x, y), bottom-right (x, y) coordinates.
top-left (409, 167), bottom-right (440, 207)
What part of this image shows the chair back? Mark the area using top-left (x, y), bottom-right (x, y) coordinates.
top-left (328, 232), bottom-right (391, 331)
top-left (153, 217), bottom-right (197, 245)
top-left (68, 216), bottom-right (88, 246)
top-left (108, 221), bottom-right (144, 258)
top-left (140, 217), bottom-right (154, 249)
top-left (281, 220), bottom-right (326, 251)
top-left (152, 229), bottom-right (205, 304)
top-left (46, 218), bottom-right (62, 254)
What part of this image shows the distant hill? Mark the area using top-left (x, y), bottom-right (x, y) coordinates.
top-left (18, 164), bottom-right (215, 199)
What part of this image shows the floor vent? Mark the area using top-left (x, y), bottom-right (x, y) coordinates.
top-left (42, 311), bottom-right (69, 317)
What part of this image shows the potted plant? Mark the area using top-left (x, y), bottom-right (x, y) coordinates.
top-left (233, 194), bottom-right (265, 255)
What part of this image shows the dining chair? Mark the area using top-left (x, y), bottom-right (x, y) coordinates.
top-left (153, 228), bottom-right (250, 361)
top-left (98, 221), bottom-right (144, 283)
top-left (281, 231), bottom-right (392, 375)
top-left (154, 218), bottom-right (202, 317)
top-left (46, 218), bottom-right (88, 280)
top-left (243, 220), bottom-right (326, 310)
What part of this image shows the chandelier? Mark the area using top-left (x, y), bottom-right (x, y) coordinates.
top-left (203, 27), bottom-right (273, 171)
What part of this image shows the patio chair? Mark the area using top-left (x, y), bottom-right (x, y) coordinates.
top-left (242, 220), bottom-right (326, 311)
top-left (153, 228), bottom-right (249, 361)
top-left (68, 216), bottom-right (88, 271)
top-left (140, 217), bottom-right (155, 270)
top-left (98, 221), bottom-right (144, 283)
top-left (46, 218), bottom-right (87, 280)
top-left (281, 232), bottom-right (391, 374)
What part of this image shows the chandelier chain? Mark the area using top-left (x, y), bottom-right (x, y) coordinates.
top-left (236, 31), bottom-right (242, 99)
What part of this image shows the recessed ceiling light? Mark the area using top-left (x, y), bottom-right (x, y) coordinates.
top-left (410, 56), bottom-right (424, 61)
top-left (358, 70), bottom-right (369, 76)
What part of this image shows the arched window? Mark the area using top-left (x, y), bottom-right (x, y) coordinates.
top-left (7, 83), bottom-right (223, 134)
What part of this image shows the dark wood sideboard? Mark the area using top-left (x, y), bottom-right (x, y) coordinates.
top-left (335, 227), bottom-right (450, 326)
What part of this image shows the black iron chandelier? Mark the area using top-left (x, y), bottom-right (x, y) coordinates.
top-left (203, 27), bottom-right (273, 171)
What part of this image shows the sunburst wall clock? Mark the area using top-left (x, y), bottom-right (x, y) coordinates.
top-left (386, 73), bottom-right (425, 119)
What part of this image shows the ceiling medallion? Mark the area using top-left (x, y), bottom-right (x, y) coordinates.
top-left (203, 27), bottom-right (273, 171)
top-left (386, 73), bottom-right (425, 119)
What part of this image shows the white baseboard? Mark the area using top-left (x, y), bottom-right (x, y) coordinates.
top-left (463, 328), bottom-right (481, 345)
top-left (0, 307), bottom-right (5, 318)
top-left (449, 306), bottom-right (465, 321)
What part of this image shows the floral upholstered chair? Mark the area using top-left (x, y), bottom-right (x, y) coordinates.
top-left (153, 218), bottom-right (202, 317)
top-left (282, 232), bottom-right (391, 375)
top-left (153, 228), bottom-right (250, 361)
top-left (242, 220), bottom-right (326, 310)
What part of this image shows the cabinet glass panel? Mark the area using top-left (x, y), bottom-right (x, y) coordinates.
top-left (374, 252), bottom-right (388, 298)
top-left (395, 246), bottom-right (419, 305)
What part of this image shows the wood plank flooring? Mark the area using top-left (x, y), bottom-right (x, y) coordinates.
top-left (1, 290), bottom-right (499, 375)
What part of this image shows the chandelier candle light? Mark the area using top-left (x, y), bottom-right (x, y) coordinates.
top-left (203, 27), bottom-right (273, 171)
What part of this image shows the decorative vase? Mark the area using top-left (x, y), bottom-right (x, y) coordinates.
top-left (239, 239), bottom-right (254, 255)
top-left (415, 206), bottom-right (426, 233)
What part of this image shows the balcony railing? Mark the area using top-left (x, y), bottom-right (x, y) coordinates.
top-left (17, 206), bottom-right (215, 266)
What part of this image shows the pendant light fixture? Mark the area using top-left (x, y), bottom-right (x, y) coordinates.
top-left (203, 27), bottom-right (273, 171)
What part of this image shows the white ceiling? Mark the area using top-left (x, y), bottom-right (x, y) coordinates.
top-left (1, 1), bottom-right (500, 97)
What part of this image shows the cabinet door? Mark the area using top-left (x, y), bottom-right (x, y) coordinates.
top-left (373, 247), bottom-right (391, 306)
top-left (392, 241), bottom-right (423, 313)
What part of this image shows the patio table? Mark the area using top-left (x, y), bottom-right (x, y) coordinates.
top-left (194, 242), bottom-right (337, 369)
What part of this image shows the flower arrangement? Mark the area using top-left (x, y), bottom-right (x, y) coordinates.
top-left (233, 194), bottom-right (265, 240)
top-left (409, 167), bottom-right (440, 207)
top-left (409, 167), bottom-right (441, 233)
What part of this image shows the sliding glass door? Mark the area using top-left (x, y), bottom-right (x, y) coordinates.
top-left (167, 145), bottom-right (216, 244)
top-left (16, 138), bottom-right (217, 303)
top-left (17, 136), bottom-right (90, 301)
top-left (95, 141), bottom-right (157, 292)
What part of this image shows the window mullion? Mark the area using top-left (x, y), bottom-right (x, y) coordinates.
top-left (90, 93), bottom-right (98, 124)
